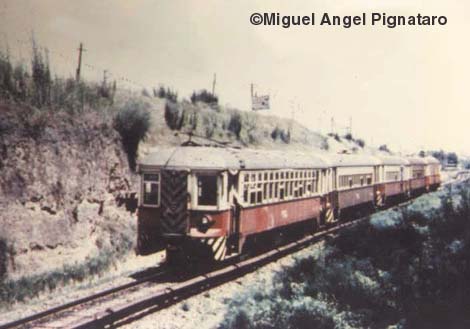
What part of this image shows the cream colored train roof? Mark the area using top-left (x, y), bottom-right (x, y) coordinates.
top-left (376, 155), bottom-right (410, 166)
top-left (138, 147), bottom-right (436, 171)
top-left (406, 156), bottom-right (428, 165)
top-left (138, 147), bottom-right (331, 171)
top-left (328, 154), bottom-right (382, 167)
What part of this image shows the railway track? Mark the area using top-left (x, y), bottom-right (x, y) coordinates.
top-left (2, 181), bottom-right (463, 329)
top-left (0, 267), bottom-right (171, 329)
top-left (0, 213), bottom-right (377, 329)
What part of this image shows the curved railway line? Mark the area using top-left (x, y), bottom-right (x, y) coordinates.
top-left (1, 200), bottom-right (424, 329)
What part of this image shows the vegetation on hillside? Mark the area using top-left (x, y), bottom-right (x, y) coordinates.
top-left (114, 100), bottom-right (151, 171)
top-left (0, 44), bottom-right (116, 113)
top-left (0, 41), bottom-right (151, 171)
top-left (221, 181), bottom-right (470, 329)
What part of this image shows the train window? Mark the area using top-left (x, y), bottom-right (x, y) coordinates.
top-left (349, 178), bottom-right (353, 188)
top-left (367, 176), bottom-right (372, 185)
top-left (264, 173), bottom-right (268, 180)
top-left (244, 174), bottom-right (249, 182)
top-left (197, 175), bottom-right (218, 206)
top-left (142, 173), bottom-right (160, 206)
top-left (250, 191), bottom-right (256, 204)
top-left (360, 177), bottom-right (364, 186)
top-left (269, 183), bottom-right (273, 199)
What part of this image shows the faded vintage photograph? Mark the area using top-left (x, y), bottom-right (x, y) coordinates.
top-left (0, 1), bottom-right (469, 328)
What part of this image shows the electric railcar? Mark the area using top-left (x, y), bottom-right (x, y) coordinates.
top-left (136, 147), bottom-right (440, 263)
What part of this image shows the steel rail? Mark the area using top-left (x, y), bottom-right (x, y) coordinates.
top-left (0, 267), bottom-right (169, 329)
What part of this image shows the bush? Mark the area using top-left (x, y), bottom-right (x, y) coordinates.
top-left (114, 100), bottom-right (151, 171)
top-left (271, 127), bottom-right (291, 144)
top-left (221, 181), bottom-right (470, 329)
top-left (356, 138), bottom-right (365, 148)
top-left (0, 237), bottom-right (10, 283)
top-left (328, 133), bottom-right (341, 142)
top-left (228, 112), bottom-right (242, 139)
top-left (164, 101), bottom-right (183, 130)
top-left (190, 89), bottom-right (218, 105)
top-left (154, 86), bottom-right (178, 102)
top-left (379, 144), bottom-right (391, 153)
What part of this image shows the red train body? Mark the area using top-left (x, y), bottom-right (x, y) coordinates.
top-left (136, 147), bottom-right (441, 263)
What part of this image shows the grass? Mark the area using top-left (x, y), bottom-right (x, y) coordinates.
top-left (220, 181), bottom-right (470, 329)
top-left (0, 231), bottom-right (133, 307)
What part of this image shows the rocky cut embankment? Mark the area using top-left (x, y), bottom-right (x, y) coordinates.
top-left (0, 102), bottom-right (136, 284)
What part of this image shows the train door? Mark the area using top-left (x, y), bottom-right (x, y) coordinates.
top-left (400, 166), bottom-right (404, 192)
top-left (228, 170), bottom-right (242, 254)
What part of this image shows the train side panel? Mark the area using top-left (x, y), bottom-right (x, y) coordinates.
top-left (239, 197), bottom-right (322, 236)
top-left (337, 186), bottom-right (374, 209)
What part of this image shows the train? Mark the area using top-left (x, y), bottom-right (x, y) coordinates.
top-left (136, 146), bottom-right (440, 264)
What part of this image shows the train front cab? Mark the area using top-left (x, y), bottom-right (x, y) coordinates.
top-left (137, 166), bottom-right (234, 263)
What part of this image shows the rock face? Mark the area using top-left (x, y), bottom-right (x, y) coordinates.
top-left (0, 102), bottom-right (136, 279)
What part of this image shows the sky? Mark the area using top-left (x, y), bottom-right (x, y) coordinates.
top-left (0, 0), bottom-right (469, 154)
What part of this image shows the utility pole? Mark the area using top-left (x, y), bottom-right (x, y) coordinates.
top-left (76, 42), bottom-right (85, 82)
top-left (212, 73), bottom-right (216, 95)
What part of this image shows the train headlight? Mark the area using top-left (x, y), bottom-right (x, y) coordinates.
top-left (197, 215), bottom-right (214, 233)
top-left (201, 216), bottom-right (210, 225)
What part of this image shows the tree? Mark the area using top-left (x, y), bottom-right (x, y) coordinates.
top-left (190, 89), bottom-right (218, 105)
top-left (114, 100), bottom-right (151, 171)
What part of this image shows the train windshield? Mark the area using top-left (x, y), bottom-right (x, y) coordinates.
top-left (197, 174), bottom-right (218, 206)
top-left (142, 173), bottom-right (160, 206)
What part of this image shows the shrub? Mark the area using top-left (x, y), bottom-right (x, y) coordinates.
top-left (190, 89), bottom-right (218, 105)
top-left (344, 133), bottom-right (353, 141)
top-left (114, 100), bottom-right (151, 171)
top-left (356, 139), bottom-right (365, 148)
top-left (328, 133), bottom-right (341, 142)
top-left (228, 112), bottom-right (242, 139)
top-left (164, 101), bottom-right (183, 130)
top-left (221, 181), bottom-right (470, 328)
top-left (271, 127), bottom-right (291, 144)
top-left (379, 144), bottom-right (391, 153)
top-left (154, 86), bottom-right (178, 102)
top-left (0, 237), bottom-right (10, 283)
